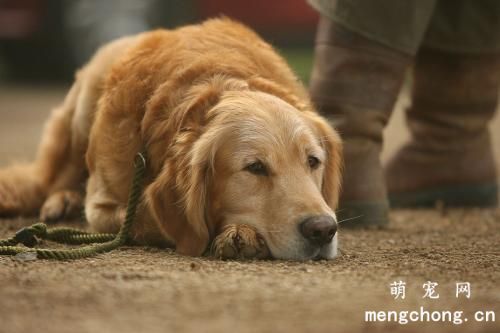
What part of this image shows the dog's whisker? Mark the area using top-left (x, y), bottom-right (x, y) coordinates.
top-left (264, 229), bottom-right (288, 234)
top-left (337, 215), bottom-right (363, 224)
top-left (265, 229), bottom-right (286, 233)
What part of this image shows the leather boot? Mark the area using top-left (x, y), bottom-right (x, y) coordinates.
top-left (385, 47), bottom-right (500, 207)
top-left (310, 17), bottom-right (413, 227)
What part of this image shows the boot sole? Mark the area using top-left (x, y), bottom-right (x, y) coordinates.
top-left (338, 201), bottom-right (389, 228)
top-left (389, 183), bottom-right (499, 208)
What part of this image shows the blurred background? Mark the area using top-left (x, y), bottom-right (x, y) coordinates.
top-left (0, 0), bottom-right (318, 83)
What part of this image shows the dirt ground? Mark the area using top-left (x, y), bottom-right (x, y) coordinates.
top-left (0, 85), bottom-right (499, 333)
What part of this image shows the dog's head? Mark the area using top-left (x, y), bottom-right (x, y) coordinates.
top-left (145, 77), bottom-right (342, 260)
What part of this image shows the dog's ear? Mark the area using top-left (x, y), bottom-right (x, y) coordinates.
top-left (144, 163), bottom-right (210, 256)
top-left (144, 77), bottom-right (248, 256)
top-left (144, 89), bottom-right (219, 256)
top-left (181, 141), bottom-right (213, 254)
top-left (306, 113), bottom-right (343, 209)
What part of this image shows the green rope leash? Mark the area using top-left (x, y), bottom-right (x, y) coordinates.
top-left (0, 152), bottom-right (146, 260)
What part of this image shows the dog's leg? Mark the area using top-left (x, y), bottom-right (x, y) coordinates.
top-left (211, 224), bottom-right (270, 260)
top-left (84, 174), bottom-right (169, 246)
top-left (85, 201), bottom-right (126, 234)
top-left (83, 174), bottom-right (126, 233)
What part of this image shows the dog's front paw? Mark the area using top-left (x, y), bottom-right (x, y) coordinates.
top-left (211, 224), bottom-right (270, 260)
top-left (40, 191), bottom-right (83, 223)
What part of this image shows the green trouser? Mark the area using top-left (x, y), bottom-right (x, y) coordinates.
top-left (308, 0), bottom-right (500, 55)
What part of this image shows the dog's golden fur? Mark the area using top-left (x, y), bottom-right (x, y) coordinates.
top-left (0, 18), bottom-right (342, 259)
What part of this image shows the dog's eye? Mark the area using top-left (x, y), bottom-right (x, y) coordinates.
top-left (244, 161), bottom-right (268, 176)
top-left (308, 156), bottom-right (321, 169)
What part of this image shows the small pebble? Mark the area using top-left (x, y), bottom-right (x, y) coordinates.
top-left (14, 252), bottom-right (38, 262)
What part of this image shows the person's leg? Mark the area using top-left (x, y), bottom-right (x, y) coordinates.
top-left (385, 0), bottom-right (500, 207)
top-left (308, 0), bottom-right (436, 226)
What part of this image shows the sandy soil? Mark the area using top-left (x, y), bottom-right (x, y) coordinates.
top-left (0, 85), bottom-right (499, 333)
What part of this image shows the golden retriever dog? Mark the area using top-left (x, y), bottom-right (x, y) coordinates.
top-left (0, 18), bottom-right (342, 260)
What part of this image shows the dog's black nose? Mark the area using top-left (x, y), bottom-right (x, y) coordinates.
top-left (300, 215), bottom-right (337, 247)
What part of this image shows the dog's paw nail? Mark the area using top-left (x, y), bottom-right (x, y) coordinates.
top-left (240, 245), bottom-right (257, 258)
top-left (221, 242), bottom-right (237, 259)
